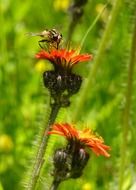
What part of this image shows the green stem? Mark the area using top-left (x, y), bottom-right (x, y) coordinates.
top-left (73, 0), bottom-right (123, 121)
top-left (79, 3), bottom-right (108, 51)
top-left (118, 13), bottom-right (136, 190)
top-left (27, 104), bottom-right (60, 190)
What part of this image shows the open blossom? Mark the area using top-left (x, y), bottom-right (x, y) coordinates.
top-left (35, 49), bottom-right (92, 71)
top-left (48, 123), bottom-right (111, 157)
top-left (36, 49), bottom-right (92, 102)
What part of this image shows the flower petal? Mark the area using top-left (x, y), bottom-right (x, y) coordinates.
top-left (35, 49), bottom-right (92, 70)
top-left (48, 123), bottom-right (78, 140)
top-left (48, 123), bottom-right (110, 157)
top-left (71, 54), bottom-right (92, 65)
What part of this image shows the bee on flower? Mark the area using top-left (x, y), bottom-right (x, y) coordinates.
top-left (28, 28), bottom-right (62, 50)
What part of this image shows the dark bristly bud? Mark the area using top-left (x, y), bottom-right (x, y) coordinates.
top-left (52, 146), bottom-right (90, 181)
top-left (67, 74), bottom-right (82, 95)
top-left (43, 71), bottom-right (57, 90)
top-left (43, 71), bottom-right (65, 95)
top-left (52, 149), bottom-right (71, 181)
top-left (43, 71), bottom-right (82, 107)
top-left (53, 149), bottom-right (68, 169)
top-left (71, 148), bottom-right (90, 178)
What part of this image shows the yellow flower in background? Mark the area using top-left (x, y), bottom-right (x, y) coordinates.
top-left (0, 134), bottom-right (13, 152)
top-left (82, 183), bottom-right (93, 190)
top-left (53, 0), bottom-right (70, 11)
top-left (35, 60), bottom-right (53, 73)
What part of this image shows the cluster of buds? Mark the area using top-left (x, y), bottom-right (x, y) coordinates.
top-left (35, 29), bottom-right (92, 107)
top-left (48, 124), bottom-right (110, 184)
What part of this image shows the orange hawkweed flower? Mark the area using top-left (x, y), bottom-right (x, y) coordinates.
top-left (48, 123), bottom-right (110, 157)
top-left (35, 49), bottom-right (92, 71)
top-left (36, 48), bottom-right (92, 106)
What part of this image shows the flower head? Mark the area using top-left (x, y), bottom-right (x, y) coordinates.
top-left (48, 123), bottom-right (110, 157)
top-left (35, 49), bottom-right (92, 72)
top-left (36, 48), bottom-right (92, 107)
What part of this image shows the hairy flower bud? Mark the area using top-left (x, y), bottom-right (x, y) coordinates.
top-left (71, 148), bottom-right (90, 178)
top-left (53, 149), bottom-right (68, 169)
top-left (67, 74), bottom-right (82, 95)
top-left (52, 149), bottom-right (70, 181)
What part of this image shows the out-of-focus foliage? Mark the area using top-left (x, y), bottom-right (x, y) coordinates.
top-left (0, 0), bottom-right (136, 190)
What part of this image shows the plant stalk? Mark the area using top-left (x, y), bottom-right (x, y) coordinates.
top-left (73, 0), bottom-right (123, 121)
top-left (66, 0), bottom-right (88, 43)
top-left (79, 3), bottom-right (108, 51)
top-left (27, 103), bottom-right (60, 190)
top-left (50, 180), bottom-right (61, 190)
top-left (118, 12), bottom-right (136, 190)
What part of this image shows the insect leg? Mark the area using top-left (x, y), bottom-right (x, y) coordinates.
top-left (38, 39), bottom-right (51, 49)
top-left (38, 39), bottom-right (46, 49)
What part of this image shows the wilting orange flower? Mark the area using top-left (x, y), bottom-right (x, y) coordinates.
top-left (35, 49), bottom-right (92, 70)
top-left (48, 123), bottom-right (110, 157)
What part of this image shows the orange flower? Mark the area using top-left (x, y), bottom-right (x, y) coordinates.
top-left (35, 49), bottom-right (92, 70)
top-left (48, 123), bottom-right (110, 157)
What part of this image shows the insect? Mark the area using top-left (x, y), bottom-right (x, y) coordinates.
top-left (27, 28), bottom-right (62, 50)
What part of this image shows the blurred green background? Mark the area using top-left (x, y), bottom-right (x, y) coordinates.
top-left (0, 0), bottom-right (136, 190)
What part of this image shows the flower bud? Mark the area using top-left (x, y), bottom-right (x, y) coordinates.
top-left (53, 149), bottom-right (68, 169)
top-left (52, 149), bottom-right (71, 181)
top-left (43, 71), bottom-right (65, 95)
top-left (71, 148), bottom-right (90, 178)
top-left (67, 74), bottom-right (82, 95)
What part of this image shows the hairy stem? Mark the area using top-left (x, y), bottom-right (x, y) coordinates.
top-left (119, 12), bottom-right (136, 190)
top-left (73, 0), bottom-right (123, 121)
top-left (50, 180), bottom-right (61, 190)
top-left (27, 104), bottom-right (60, 190)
